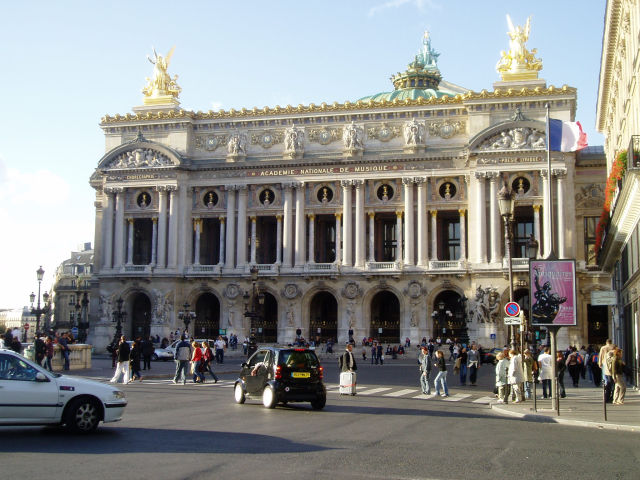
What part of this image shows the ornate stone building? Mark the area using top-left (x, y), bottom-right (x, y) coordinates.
top-left (88, 25), bottom-right (609, 352)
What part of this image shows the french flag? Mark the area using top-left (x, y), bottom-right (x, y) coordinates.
top-left (548, 118), bottom-right (588, 152)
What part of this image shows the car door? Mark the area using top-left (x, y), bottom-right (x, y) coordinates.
top-left (0, 353), bottom-right (60, 423)
top-left (244, 350), bottom-right (269, 395)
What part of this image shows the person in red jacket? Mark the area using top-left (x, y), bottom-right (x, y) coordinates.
top-left (191, 341), bottom-right (206, 383)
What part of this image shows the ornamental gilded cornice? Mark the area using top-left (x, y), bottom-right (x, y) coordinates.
top-left (100, 85), bottom-right (576, 124)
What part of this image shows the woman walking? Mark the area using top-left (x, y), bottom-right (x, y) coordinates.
top-left (459, 347), bottom-right (468, 385)
top-left (191, 341), bottom-right (206, 383)
top-left (537, 347), bottom-right (553, 399)
top-left (467, 344), bottom-right (480, 386)
top-left (612, 348), bottom-right (627, 405)
top-left (495, 352), bottom-right (509, 404)
top-left (433, 350), bottom-right (449, 398)
top-left (109, 336), bottom-right (130, 384)
top-left (556, 351), bottom-right (567, 398)
top-left (508, 349), bottom-right (524, 403)
top-left (202, 341), bottom-right (219, 383)
top-left (129, 338), bottom-right (143, 382)
top-left (44, 336), bottom-right (55, 371)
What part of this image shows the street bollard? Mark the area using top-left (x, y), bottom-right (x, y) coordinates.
top-left (555, 376), bottom-right (560, 416)
top-left (603, 379), bottom-right (608, 422)
top-left (533, 379), bottom-right (537, 412)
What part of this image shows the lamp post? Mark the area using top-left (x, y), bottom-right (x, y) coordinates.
top-left (524, 233), bottom-right (539, 352)
top-left (29, 266), bottom-right (50, 337)
top-left (497, 183), bottom-right (516, 348)
top-left (431, 301), bottom-right (453, 340)
top-left (244, 266), bottom-right (265, 341)
top-left (79, 293), bottom-right (89, 343)
top-left (178, 302), bottom-right (196, 338)
top-left (111, 297), bottom-right (127, 346)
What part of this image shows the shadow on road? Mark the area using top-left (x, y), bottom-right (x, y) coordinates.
top-left (0, 427), bottom-right (334, 454)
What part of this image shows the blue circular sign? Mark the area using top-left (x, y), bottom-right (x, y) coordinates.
top-left (505, 302), bottom-right (520, 317)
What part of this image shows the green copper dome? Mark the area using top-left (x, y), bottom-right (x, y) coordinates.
top-left (359, 31), bottom-right (459, 102)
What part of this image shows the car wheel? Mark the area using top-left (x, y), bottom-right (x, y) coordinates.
top-left (262, 386), bottom-right (277, 409)
top-left (311, 395), bottom-right (326, 410)
top-left (151, 353), bottom-right (159, 361)
top-left (234, 383), bottom-right (246, 404)
top-left (64, 397), bottom-right (101, 433)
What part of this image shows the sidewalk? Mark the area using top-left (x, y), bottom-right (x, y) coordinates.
top-left (490, 386), bottom-right (640, 432)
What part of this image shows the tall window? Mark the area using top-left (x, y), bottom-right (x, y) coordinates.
top-left (382, 220), bottom-right (397, 261)
top-left (584, 216), bottom-right (597, 265)
top-left (514, 217), bottom-right (534, 258)
top-left (443, 220), bottom-right (460, 260)
top-left (315, 215), bottom-right (336, 263)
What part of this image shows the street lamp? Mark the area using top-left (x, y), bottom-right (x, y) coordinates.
top-left (244, 266), bottom-right (265, 341)
top-left (29, 266), bottom-right (50, 337)
top-left (79, 293), bottom-right (89, 343)
top-left (497, 183), bottom-right (516, 348)
top-left (431, 301), bottom-right (453, 340)
top-left (111, 297), bottom-right (127, 346)
top-left (177, 302), bottom-right (196, 337)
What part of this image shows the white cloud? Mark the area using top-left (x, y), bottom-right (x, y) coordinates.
top-left (368, 0), bottom-right (441, 17)
top-left (210, 101), bottom-right (224, 111)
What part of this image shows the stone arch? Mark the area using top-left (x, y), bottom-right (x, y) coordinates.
top-left (96, 139), bottom-right (184, 170)
top-left (193, 292), bottom-right (221, 339)
top-left (366, 288), bottom-right (402, 344)
top-left (468, 119), bottom-right (546, 152)
top-left (430, 290), bottom-right (468, 343)
top-left (301, 284), bottom-right (340, 342)
top-left (130, 292), bottom-right (152, 340)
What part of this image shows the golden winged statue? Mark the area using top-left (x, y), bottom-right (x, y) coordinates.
top-left (496, 15), bottom-right (543, 80)
top-left (142, 46), bottom-right (181, 98)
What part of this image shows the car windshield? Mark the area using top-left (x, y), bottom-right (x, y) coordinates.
top-left (278, 350), bottom-right (319, 369)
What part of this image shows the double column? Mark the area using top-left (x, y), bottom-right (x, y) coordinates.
top-left (341, 180), bottom-right (353, 267)
top-left (554, 169), bottom-right (567, 258)
top-left (101, 188), bottom-right (115, 269)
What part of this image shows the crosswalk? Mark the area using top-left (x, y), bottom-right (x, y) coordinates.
top-left (98, 377), bottom-right (496, 404)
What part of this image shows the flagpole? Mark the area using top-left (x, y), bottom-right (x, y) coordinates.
top-left (545, 103), bottom-right (556, 260)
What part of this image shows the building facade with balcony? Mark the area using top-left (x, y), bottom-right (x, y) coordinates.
top-left (88, 28), bottom-right (609, 352)
top-left (596, 0), bottom-right (640, 382)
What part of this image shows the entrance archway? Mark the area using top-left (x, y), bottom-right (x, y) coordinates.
top-left (195, 293), bottom-right (220, 338)
top-left (309, 292), bottom-right (338, 342)
top-left (432, 291), bottom-right (467, 343)
top-left (252, 292), bottom-right (278, 343)
top-left (370, 291), bottom-right (400, 343)
top-left (131, 293), bottom-right (151, 339)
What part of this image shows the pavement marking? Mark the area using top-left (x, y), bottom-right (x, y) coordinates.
top-left (358, 387), bottom-right (392, 396)
top-left (412, 393), bottom-right (432, 398)
top-left (442, 393), bottom-right (471, 402)
top-left (383, 389), bottom-right (419, 397)
top-left (472, 396), bottom-right (495, 404)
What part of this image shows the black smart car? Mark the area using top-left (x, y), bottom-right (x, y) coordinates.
top-left (234, 347), bottom-right (326, 409)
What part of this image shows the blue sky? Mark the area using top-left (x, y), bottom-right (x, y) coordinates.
top-left (0, 0), bottom-right (606, 309)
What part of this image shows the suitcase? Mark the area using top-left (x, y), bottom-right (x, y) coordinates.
top-left (339, 371), bottom-right (357, 395)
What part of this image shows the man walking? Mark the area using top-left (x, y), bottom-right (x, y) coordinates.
top-left (214, 335), bottom-right (226, 364)
top-left (142, 336), bottom-right (154, 370)
top-left (598, 339), bottom-right (615, 403)
top-left (109, 335), bottom-right (130, 384)
top-left (339, 344), bottom-right (357, 395)
top-left (419, 346), bottom-right (432, 395)
top-left (173, 335), bottom-right (192, 385)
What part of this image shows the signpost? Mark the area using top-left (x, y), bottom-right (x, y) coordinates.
top-left (503, 316), bottom-right (522, 325)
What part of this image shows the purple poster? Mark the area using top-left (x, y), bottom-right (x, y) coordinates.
top-left (529, 260), bottom-right (577, 326)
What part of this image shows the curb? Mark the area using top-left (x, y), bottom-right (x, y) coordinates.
top-left (490, 403), bottom-right (640, 432)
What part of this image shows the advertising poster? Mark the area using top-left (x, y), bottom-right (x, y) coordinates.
top-left (529, 260), bottom-right (577, 326)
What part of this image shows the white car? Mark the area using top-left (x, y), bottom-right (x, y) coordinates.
top-left (0, 348), bottom-right (127, 432)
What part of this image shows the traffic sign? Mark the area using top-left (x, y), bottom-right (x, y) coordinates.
top-left (71, 327), bottom-right (78, 336)
top-left (24, 324), bottom-right (29, 330)
top-left (504, 316), bottom-right (522, 325)
top-left (505, 302), bottom-right (520, 317)
top-left (490, 333), bottom-right (496, 339)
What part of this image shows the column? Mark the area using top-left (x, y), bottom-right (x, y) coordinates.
top-left (225, 186), bottom-right (236, 269)
top-left (474, 172), bottom-right (487, 263)
top-left (113, 188), bottom-right (126, 269)
top-left (430, 210), bottom-right (438, 261)
top-left (533, 205), bottom-right (541, 258)
top-left (294, 183), bottom-right (306, 267)
top-left (367, 212), bottom-right (375, 262)
top-left (555, 169), bottom-right (567, 258)
top-left (236, 185), bottom-right (248, 268)
top-left (126, 218), bottom-right (134, 265)
top-left (307, 214), bottom-right (315, 263)
top-left (488, 172), bottom-right (501, 263)
top-left (151, 217), bottom-right (158, 265)
top-left (403, 178), bottom-right (414, 265)
top-left (250, 216), bottom-right (257, 264)
top-left (341, 180), bottom-right (353, 266)
top-left (102, 189), bottom-right (114, 269)
top-left (167, 186), bottom-right (179, 268)
top-left (218, 216), bottom-right (226, 265)
top-left (275, 214), bottom-right (282, 264)
top-left (459, 209), bottom-right (466, 260)
top-left (193, 218), bottom-right (201, 265)
top-left (541, 170), bottom-right (551, 258)
top-left (177, 185), bottom-right (188, 269)
top-left (416, 178), bottom-right (427, 266)
top-left (282, 184), bottom-right (293, 267)
top-left (396, 211), bottom-right (403, 263)
top-left (334, 213), bottom-right (342, 264)
top-left (354, 180), bottom-right (365, 267)
top-left (156, 187), bottom-right (168, 268)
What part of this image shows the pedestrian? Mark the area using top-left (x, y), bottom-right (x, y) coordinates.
top-left (44, 336), bottom-right (54, 371)
top-left (339, 344), bottom-right (357, 372)
top-left (427, 341), bottom-right (435, 359)
top-left (537, 347), bottom-right (553, 399)
top-left (556, 351), bottom-right (567, 398)
top-left (376, 343), bottom-right (383, 365)
top-left (11, 336), bottom-right (22, 354)
top-left (522, 350), bottom-right (536, 400)
top-left (419, 346), bottom-right (432, 395)
top-left (579, 345), bottom-right (588, 380)
top-left (565, 346), bottom-right (581, 387)
top-left (202, 341), bottom-right (219, 383)
top-left (433, 350), bottom-right (449, 398)
top-left (508, 349), bottom-right (524, 403)
top-left (361, 345), bottom-right (367, 361)
top-left (58, 333), bottom-right (70, 370)
top-left (191, 341), bottom-right (205, 383)
top-left (109, 336), bottom-right (130, 384)
top-left (3, 328), bottom-right (12, 349)
top-left (467, 344), bottom-right (480, 386)
top-left (129, 338), bottom-right (143, 382)
top-left (590, 349), bottom-right (601, 387)
top-left (172, 335), bottom-right (192, 385)
top-left (458, 347), bottom-right (468, 385)
top-left (495, 352), bottom-right (509, 404)
top-left (448, 342), bottom-right (454, 361)
top-left (34, 334), bottom-right (46, 366)
top-left (214, 335), bottom-right (226, 364)
top-left (142, 336), bottom-right (154, 370)
top-left (598, 339), bottom-right (615, 402)
top-left (370, 343), bottom-right (377, 364)
top-left (612, 348), bottom-right (626, 405)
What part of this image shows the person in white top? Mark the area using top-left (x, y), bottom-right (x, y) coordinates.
top-left (214, 336), bottom-right (226, 364)
top-left (508, 349), bottom-right (525, 403)
top-left (537, 347), bottom-right (553, 399)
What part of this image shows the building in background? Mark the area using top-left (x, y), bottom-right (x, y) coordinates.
top-left (596, 0), bottom-right (640, 385)
top-left (88, 22), bottom-right (609, 352)
top-left (0, 307), bottom-right (35, 343)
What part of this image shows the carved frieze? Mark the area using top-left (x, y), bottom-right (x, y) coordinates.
top-left (367, 123), bottom-right (401, 142)
top-left (341, 281), bottom-right (362, 299)
top-left (428, 120), bottom-right (465, 139)
top-left (195, 135), bottom-right (228, 151)
top-left (575, 184), bottom-right (605, 209)
top-left (308, 127), bottom-right (342, 145)
top-left (251, 130), bottom-right (284, 149)
top-left (479, 127), bottom-right (545, 151)
top-left (107, 148), bottom-right (175, 169)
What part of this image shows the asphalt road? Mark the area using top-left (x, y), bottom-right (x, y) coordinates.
top-left (0, 355), bottom-right (638, 480)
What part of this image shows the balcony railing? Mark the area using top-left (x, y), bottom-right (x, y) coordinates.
top-left (628, 135), bottom-right (640, 170)
top-left (305, 263), bottom-right (337, 273)
top-left (124, 265), bottom-right (148, 272)
top-left (430, 260), bottom-right (465, 270)
top-left (366, 261), bottom-right (398, 270)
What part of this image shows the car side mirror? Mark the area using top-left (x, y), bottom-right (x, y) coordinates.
top-left (35, 372), bottom-right (49, 382)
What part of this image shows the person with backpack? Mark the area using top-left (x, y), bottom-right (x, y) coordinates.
top-left (590, 350), bottom-right (601, 387)
top-left (172, 335), bottom-right (192, 385)
top-left (565, 346), bottom-right (582, 387)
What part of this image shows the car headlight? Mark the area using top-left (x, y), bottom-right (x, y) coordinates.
top-left (112, 390), bottom-right (126, 400)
